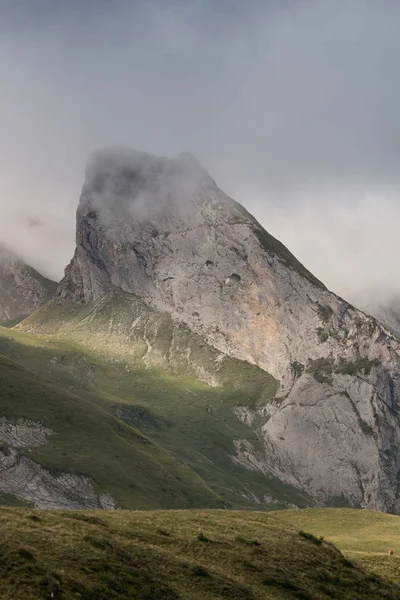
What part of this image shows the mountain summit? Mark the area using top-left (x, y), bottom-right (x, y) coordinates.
top-left (30, 148), bottom-right (400, 512)
top-left (0, 244), bottom-right (56, 324)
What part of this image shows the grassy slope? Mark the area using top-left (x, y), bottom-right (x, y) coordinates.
top-left (2, 292), bottom-right (311, 509)
top-left (1, 507), bottom-right (400, 600)
top-left (273, 508), bottom-right (400, 585)
top-left (0, 354), bottom-right (222, 509)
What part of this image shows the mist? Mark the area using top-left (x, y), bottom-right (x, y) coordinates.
top-left (1, 0), bottom-right (400, 312)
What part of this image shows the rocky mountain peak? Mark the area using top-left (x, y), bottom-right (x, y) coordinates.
top-left (0, 243), bottom-right (56, 324)
top-left (56, 147), bottom-right (400, 512)
top-left (82, 147), bottom-right (215, 220)
top-left (0, 243), bottom-right (22, 268)
top-left (59, 147), bottom-right (323, 305)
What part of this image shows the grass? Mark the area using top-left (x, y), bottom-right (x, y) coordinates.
top-left (1, 507), bottom-right (400, 599)
top-left (0, 492), bottom-right (33, 507)
top-left (0, 315), bottom-right (26, 328)
top-left (0, 354), bottom-right (222, 509)
top-left (273, 508), bottom-right (400, 585)
top-left (19, 290), bottom-right (279, 405)
top-left (1, 290), bottom-right (382, 510)
top-left (0, 291), bottom-right (311, 509)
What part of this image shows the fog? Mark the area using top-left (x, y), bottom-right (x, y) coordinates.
top-left (0, 0), bottom-right (400, 312)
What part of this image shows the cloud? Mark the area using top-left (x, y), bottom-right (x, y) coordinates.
top-left (0, 0), bottom-right (399, 311)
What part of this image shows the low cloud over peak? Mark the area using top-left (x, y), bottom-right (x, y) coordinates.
top-left (0, 0), bottom-right (399, 310)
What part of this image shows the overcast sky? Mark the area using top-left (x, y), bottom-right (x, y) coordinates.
top-left (0, 0), bottom-right (399, 310)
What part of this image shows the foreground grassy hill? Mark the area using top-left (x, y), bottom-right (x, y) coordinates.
top-left (273, 508), bottom-right (400, 586)
top-left (1, 507), bottom-right (400, 600)
top-left (0, 353), bottom-right (222, 509)
top-left (0, 291), bottom-right (311, 509)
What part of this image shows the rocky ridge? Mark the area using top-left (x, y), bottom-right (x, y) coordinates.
top-left (0, 244), bottom-right (56, 324)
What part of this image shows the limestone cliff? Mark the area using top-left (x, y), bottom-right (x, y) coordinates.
top-left (365, 299), bottom-right (400, 339)
top-left (0, 244), bottom-right (56, 324)
top-left (56, 147), bottom-right (400, 512)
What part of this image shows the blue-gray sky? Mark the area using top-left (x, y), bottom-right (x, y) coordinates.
top-left (0, 0), bottom-right (399, 309)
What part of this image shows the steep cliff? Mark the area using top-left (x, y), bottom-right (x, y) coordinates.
top-left (366, 299), bottom-right (400, 338)
top-left (37, 147), bottom-right (400, 512)
top-left (0, 244), bottom-right (56, 324)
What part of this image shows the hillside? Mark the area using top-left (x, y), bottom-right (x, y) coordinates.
top-left (18, 146), bottom-right (400, 513)
top-left (1, 507), bottom-right (400, 600)
top-left (0, 244), bottom-right (56, 325)
top-left (273, 508), bottom-right (400, 586)
top-left (0, 352), bottom-right (222, 509)
top-left (1, 297), bottom-right (308, 510)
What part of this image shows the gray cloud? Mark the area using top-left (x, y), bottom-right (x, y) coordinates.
top-left (0, 0), bottom-right (399, 311)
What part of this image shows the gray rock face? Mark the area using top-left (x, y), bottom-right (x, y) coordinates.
top-left (364, 299), bottom-right (400, 339)
top-left (0, 244), bottom-right (56, 323)
top-left (0, 418), bottom-right (116, 509)
top-left (58, 147), bottom-right (400, 512)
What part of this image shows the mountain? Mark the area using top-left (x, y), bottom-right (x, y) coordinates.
top-left (4, 301), bottom-right (307, 510)
top-left (2, 507), bottom-right (400, 600)
top-left (0, 244), bottom-right (56, 325)
top-left (10, 146), bottom-right (400, 513)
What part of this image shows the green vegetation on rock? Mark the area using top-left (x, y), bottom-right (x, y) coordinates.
top-left (307, 358), bottom-right (335, 384)
top-left (0, 493), bottom-right (33, 508)
top-left (317, 305), bottom-right (334, 322)
top-left (316, 327), bottom-right (329, 343)
top-left (0, 291), bottom-right (307, 509)
top-left (336, 357), bottom-right (380, 376)
top-left (291, 361), bottom-right (305, 379)
top-left (307, 356), bottom-right (380, 384)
